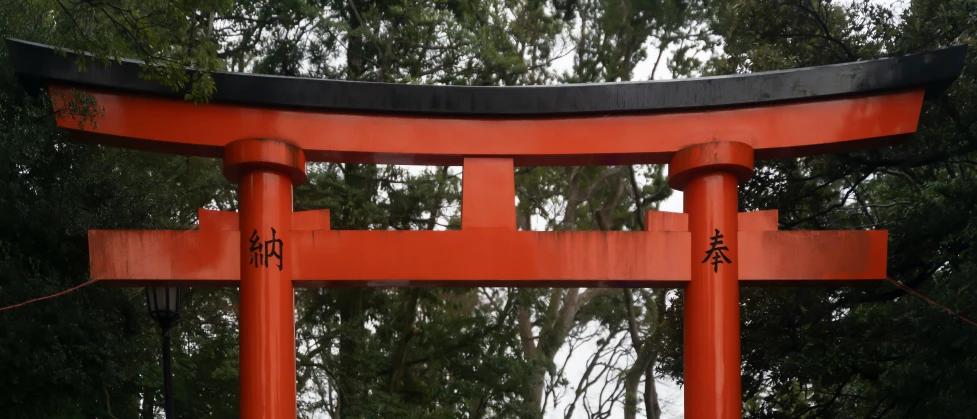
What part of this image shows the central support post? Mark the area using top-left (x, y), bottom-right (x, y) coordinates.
top-left (670, 141), bottom-right (754, 419)
top-left (224, 139), bottom-right (307, 419)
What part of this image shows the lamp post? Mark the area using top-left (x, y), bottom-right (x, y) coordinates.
top-left (146, 287), bottom-right (181, 419)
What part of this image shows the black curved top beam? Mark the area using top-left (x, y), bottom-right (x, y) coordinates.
top-left (5, 38), bottom-right (967, 117)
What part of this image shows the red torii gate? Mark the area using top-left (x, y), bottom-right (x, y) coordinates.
top-left (8, 39), bottom-right (966, 419)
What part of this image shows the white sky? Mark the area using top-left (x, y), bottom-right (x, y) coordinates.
top-left (544, 37), bottom-right (685, 419)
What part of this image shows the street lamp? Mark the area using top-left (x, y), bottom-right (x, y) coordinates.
top-left (146, 287), bottom-right (181, 419)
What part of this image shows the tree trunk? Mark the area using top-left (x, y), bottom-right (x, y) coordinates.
top-left (526, 367), bottom-right (547, 416)
top-left (140, 389), bottom-right (155, 419)
top-left (337, 289), bottom-right (366, 418)
top-left (345, 0), bottom-right (368, 79)
top-left (389, 288), bottom-right (421, 394)
top-left (644, 361), bottom-right (662, 419)
top-left (623, 343), bottom-right (656, 419)
top-left (623, 289), bottom-right (665, 419)
top-left (517, 288), bottom-right (614, 416)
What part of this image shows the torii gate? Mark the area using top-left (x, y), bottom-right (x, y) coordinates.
top-left (8, 39), bottom-right (965, 419)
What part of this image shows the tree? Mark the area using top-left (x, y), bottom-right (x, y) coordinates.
top-left (0, 1), bottom-right (832, 418)
top-left (1, 0), bottom-right (237, 101)
top-left (0, 3), bottom-right (242, 416)
top-left (657, 1), bottom-right (977, 418)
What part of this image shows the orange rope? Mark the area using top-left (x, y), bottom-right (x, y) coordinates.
top-left (886, 277), bottom-right (977, 328)
top-left (0, 279), bottom-right (100, 312)
top-left (0, 209), bottom-right (222, 313)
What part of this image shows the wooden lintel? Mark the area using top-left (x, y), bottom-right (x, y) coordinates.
top-left (89, 229), bottom-right (688, 287)
top-left (739, 230), bottom-right (887, 285)
top-left (89, 226), bottom-right (885, 287)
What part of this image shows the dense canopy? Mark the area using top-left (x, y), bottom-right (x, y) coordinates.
top-left (0, 1), bottom-right (974, 418)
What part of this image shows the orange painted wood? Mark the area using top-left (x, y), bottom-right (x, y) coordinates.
top-left (669, 141), bottom-right (755, 190)
top-left (462, 158), bottom-right (516, 230)
top-left (738, 210), bottom-right (778, 232)
top-left (88, 229), bottom-right (239, 285)
top-left (739, 230), bottom-right (887, 285)
top-left (288, 230), bottom-right (689, 286)
top-left (88, 228), bottom-right (885, 286)
top-left (644, 210), bottom-right (688, 231)
top-left (683, 171), bottom-right (742, 419)
top-left (236, 169), bottom-right (297, 419)
top-left (198, 208), bottom-right (239, 231)
top-left (644, 209), bottom-right (778, 232)
top-left (52, 86), bottom-right (925, 166)
top-left (223, 138), bottom-right (307, 184)
top-left (292, 209), bottom-right (331, 230)
top-left (197, 209), bottom-right (332, 231)
top-left (88, 230), bottom-right (689, 286)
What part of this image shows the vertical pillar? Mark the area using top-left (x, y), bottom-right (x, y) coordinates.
top-left (224, 139), bottom-right (308, 419)
top-left (668, 141), bottom-right (754, 419)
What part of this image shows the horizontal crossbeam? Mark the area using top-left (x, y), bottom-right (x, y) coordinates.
top-left (89, 229), bottom-right (689, 287)
top-left (88, 210), bottom-right (886, 287)
top-left (55, 87), bottom-right (924, 166)
top-left (739, 230), bottom-right (886, 285)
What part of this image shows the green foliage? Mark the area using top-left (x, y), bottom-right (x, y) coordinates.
top-left (0, 0), bottom-right (705, 413)
top-left (0, 40), bottom-right (234, 419)
top-left (0, 5), bottom-right (237, 415)
top-left (658, 1), bottom-right (977, 418)
top-left (2, 0), bottom-right (235, 102)
top-left (25, 0), bottom-right (977, 418)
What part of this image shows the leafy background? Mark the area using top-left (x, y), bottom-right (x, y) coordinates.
top-left (0, 0), bottom-right (974, 418)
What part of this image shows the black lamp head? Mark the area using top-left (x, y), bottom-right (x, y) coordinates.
top-left (145, 287), bottom-right (181, 329)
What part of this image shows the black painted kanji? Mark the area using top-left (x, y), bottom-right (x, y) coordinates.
top-left (702, 229), bottom-right (732, 273)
